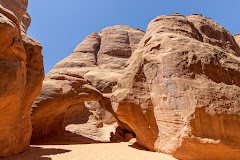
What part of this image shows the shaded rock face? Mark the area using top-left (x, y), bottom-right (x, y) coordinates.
top-left (111, 14), bottom-right (240, 160)
top-left (31, 74), bottom-right (103, 141)
top-left (31, 25), bottom-right (144, 142)
top-left (0, 0), bottom-right (44, 157)
top-left (64, 101), bottom-right (118, 142)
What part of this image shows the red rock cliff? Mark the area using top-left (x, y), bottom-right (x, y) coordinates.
top-left (111, 14), bottom-right (240, 160)
top-left (0, 0), bottom-right (44, 157)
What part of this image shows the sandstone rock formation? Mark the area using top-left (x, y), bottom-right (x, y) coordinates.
top-left (234, 33), bottom-right (240, 47)
top-left (31, 25), bottom-right (144, 142)
top-left (0, 0), bottom-right (44, 157)
top-left (111, 14), bottom-right (240, 160)
top-left (29, 12), bottom-right (240, 159)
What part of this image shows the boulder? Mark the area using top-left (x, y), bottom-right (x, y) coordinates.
top-left (111, 14), bottom-right (240, 160)
top-left (0, 0), bottom-right (44, 157)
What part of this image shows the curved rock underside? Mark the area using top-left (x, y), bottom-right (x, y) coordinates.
top-left (110, 14), bottom-right (240, 160)
top-left (31, 25), bottom-right (144, 142)
top-left (0, 0), bottom-right (44, 157)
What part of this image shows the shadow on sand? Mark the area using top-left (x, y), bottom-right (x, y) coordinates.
top-left (3, 147), bottom-right (71, 160)
top-left (128, 142), bottom-right (150, 151)
top-left (4, 131), bottom-right (148, 160)
top-left (4, 131), bottom-right (106, 160)
top-left (30, 130), bottom-right (112, 145)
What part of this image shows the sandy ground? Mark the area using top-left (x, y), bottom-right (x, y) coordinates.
top-left (5, 142), bottom-right (177, 160)
top-left (4, 131), bottom-right (177, 160)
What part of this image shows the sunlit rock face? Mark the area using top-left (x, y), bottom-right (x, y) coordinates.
top-left (29, 11), bottom-right (240, 160)
top-left (0, 0), bottom-right (44, 157)
top-left (30, 25), bottom-right (144, 142)
top-left (111, 14), bottom-right (240, 160)
top-left (234, 33), bottom-right (240, 47)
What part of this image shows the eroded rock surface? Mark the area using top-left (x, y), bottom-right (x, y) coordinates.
top-left (234, 33), bottom-right (240, 47)
top-left (0, 0), bottom-right (44, 157)
top-left (31, 25), bottom-right (144, 142)
top-left (63, 101), bottom-right (118, 142)
top-left (111, 14), bottom-right (240, 160)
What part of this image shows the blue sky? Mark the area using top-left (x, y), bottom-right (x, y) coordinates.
top-left (27, 0), bottom-right (240, 74)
